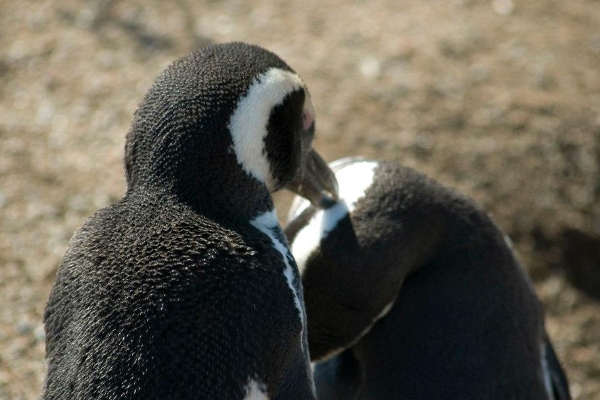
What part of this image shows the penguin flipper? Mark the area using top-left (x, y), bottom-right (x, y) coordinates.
top-left (544, 335), bottom-right (571, 400)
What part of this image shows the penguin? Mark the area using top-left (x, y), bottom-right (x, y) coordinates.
top-left (285, 157), bottom-right (571, 400)
top-left (42, 42), bottom-right (338, 400)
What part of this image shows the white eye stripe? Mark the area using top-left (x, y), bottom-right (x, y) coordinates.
top-left (228, 68), bottom-right (305, 190)
top-left (290, 160), bottom-right (378, 273)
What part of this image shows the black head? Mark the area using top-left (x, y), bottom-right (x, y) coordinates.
top-left (124, 42), bottom-right (337, 219)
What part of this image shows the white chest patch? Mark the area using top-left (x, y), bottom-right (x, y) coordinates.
top-left (250, 209), bottom-right (305, 325)
top-left (540, 342), bottom-right (556, 400)
top-left (229, 68), bottom-right (305, 191)
top-left (289, 160), bottom-right (378, 273)
top-left (243, 379), bottom-right (269, 400)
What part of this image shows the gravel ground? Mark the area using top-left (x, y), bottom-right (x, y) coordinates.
top-left (1, 0), bottom-right (599, 398)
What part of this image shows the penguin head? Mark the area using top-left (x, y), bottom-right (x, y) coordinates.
top-left (286, 157), bottom-right (378, 274)
top-left (124, 42), bottom-right (337, 216)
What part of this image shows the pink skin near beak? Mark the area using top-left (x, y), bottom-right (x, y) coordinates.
top-left (302, 94), bottom-right (316, 131)
top-left (286, 97), bottom-right (339, 209)
top-left (302, 109), bottom-right (315, 132)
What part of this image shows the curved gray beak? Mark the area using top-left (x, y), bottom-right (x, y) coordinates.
top-left (286, 150), bottom-right (339, 209)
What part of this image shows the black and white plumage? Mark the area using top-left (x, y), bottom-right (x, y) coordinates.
top-left (286, 158), bottom-right (571, 400)
top-left (42, 43), bottom-right (338, 400)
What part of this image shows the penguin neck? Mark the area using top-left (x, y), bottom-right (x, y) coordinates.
top-left (187, 176), bottom-right (276, 224)
top-left (125, 124), bottom-right (280, 223)
top-left (128, 169), bottom-right (277, 225)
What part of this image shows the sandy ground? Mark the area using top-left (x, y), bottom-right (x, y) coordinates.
top-left (1, 0), bottom-right (599, 398)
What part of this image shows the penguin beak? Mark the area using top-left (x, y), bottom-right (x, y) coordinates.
top-left (286, 149), bottom-right (339, 209)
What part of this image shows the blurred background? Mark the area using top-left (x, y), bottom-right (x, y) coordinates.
top-left (1, 0), bottom-right (599, 398)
